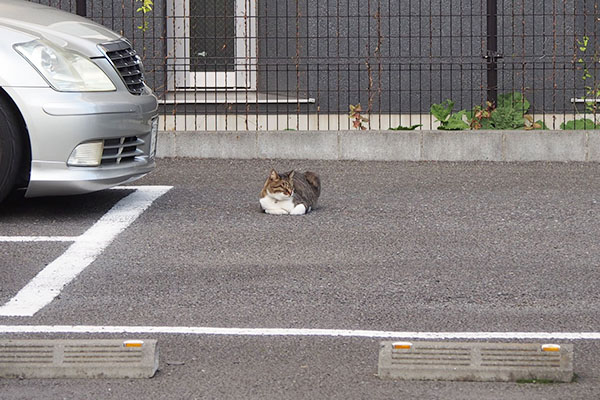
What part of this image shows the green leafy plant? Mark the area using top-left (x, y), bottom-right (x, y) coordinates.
top-left (486, 92), bottom-right (529, 129)
top-left (466, 92), bottom-right (545, 130)
top-left (488, 106), bottom-right (526, 129)
top-left (349, 104), bottom-right (369, 130)
top-left (576, 36), bottom-right (600, 115)
top-left (561, 36), bottom-right (600, 129)
top-left (560, 119), bottom-right (599, 130)
top-left (430, 100), bottom-right (469, 130)
top-left (497, 92), bottom-right (530, 113)
top-left (467, 101), bottom-right (494, 129)
top-left (432, 92), bottom-right (546, 131)
top-left (389, 124), bottom-right (422, 131)
top-left (136, 0), bottom-right (153, 31)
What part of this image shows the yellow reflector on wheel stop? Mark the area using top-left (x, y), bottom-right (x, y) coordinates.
top-left (541, 344), bottom-right (561, 352)
top-left (392, 341), bottom-right (413, 350)
top-left (123, 340), bottom-right (144, 348)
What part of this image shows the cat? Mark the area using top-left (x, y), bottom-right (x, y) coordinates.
top-left (259, 168), bottom-right (321, 215)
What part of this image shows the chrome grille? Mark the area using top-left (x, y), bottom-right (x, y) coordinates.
top-left (101, 40), bottom-right (145, 95)
top-left (102, 136), bottom-right (145, 165)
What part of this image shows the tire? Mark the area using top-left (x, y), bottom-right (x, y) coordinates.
top-left (0, 94), bottom-right (24, 204)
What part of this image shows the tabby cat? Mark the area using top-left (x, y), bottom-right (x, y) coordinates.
top-left (259, 169), bottom-right (321, 215)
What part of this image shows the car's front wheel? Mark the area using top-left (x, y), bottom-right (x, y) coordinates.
top-left (0, 94), bottom-right (24, 204)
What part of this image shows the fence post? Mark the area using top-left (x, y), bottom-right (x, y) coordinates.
top-left (486, 0), bottom-right (499, 104)
top-left (76, 0), bottom-right (86, 17)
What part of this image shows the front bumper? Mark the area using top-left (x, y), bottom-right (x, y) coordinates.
top-left (4, 86), bottom-right (158, 197)
top-left (25, 158), bottom-right (155, 197)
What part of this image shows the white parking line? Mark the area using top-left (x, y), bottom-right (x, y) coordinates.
top-left (0, 186), bottom-right (172, 317)
top-left (0, 325), bottom-right (599, 340)
top-left (0, 236), bottom-right (77, 242)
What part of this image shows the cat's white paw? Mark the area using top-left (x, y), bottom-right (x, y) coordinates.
top-left (290, 204), bottom-right (307, 215)
top-left (265, 208), bottom-right (289, 215)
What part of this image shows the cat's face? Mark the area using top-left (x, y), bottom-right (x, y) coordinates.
top-left (266, 169), bottom-right (294, 199)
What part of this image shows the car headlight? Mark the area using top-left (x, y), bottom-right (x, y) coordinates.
top-left (14, 39), bottom-right (116, 92)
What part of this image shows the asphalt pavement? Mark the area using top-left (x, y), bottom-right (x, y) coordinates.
top-left (1, 158), bottom-right (600, 399)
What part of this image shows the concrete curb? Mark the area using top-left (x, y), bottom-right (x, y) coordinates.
top-left (157, 130), bottom-right (600, 162)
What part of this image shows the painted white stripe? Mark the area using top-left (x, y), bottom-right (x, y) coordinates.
top-left (0, 186), bottom-right (172, 317)
top-left (0, 325), bottom-right (599, 340)
top-left (0, 236), bottom-right (78, 242)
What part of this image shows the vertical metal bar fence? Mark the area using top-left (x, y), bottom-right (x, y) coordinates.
top-left (26, 0), bottom-right (600, 131)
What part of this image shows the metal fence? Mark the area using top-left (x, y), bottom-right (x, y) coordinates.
top-left (29, 0), bottom-right (600, 131)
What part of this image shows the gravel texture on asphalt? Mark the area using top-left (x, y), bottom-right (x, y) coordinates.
top-left (1, 159), bottom-right (599, 399)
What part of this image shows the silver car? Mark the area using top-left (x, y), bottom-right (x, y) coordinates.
top-left (0, 0), bottom-right (157, 203)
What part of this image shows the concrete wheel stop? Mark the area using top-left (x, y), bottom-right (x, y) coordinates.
top-left (378, 341), bottom-right (573, 382)
top-left (0, 339), bottom-right (159, 379)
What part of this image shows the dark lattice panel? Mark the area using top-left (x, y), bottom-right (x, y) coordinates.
top-left (190, 0), bottom-right (236, 72)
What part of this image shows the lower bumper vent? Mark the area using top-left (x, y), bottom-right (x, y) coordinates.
top-left (102, 136), bottom-right (145, 165)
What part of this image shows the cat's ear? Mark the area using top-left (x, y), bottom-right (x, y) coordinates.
top-left (269, 169), bottom-right (278, 180)
top-left (289, 170), bottom-right (295, 179)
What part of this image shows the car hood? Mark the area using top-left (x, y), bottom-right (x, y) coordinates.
top-left (0, 0), bottom-right (122, 57)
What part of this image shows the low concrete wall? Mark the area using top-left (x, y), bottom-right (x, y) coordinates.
top-left (157, 130), bottom-right (600, 162)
